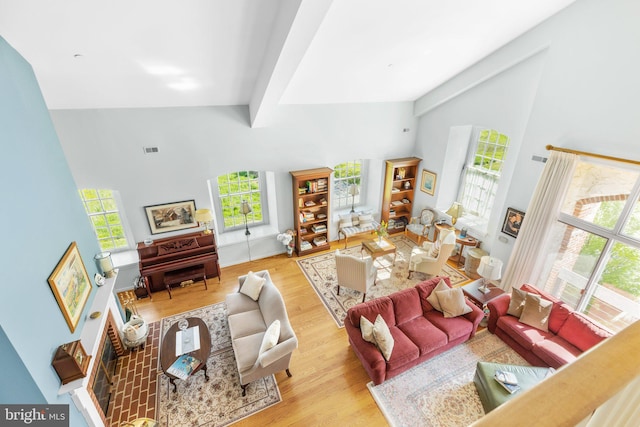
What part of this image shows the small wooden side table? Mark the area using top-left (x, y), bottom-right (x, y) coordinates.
top-left (452, 234), bottom-right (478, 268)
top-left (361, 237), bottom-right (397, 266)
top-left (461, 280), bottom-right (505, 311)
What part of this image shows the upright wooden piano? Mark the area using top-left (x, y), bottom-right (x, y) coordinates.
top-left (137, 231), bottom-right (220, 299)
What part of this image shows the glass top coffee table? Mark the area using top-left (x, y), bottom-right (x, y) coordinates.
top-left (361, 237), bottom-right (397, 266)
top-left (160, 317), bottom-right (211, 392)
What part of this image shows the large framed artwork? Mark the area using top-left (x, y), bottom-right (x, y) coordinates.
top-left (420, 169), bottom-right (437, 196)
top-left (144, 199), bottom-right (197, 235)
top-left (48, 242), bottom-right (92, 333)
top-left (502, 207), bottom-right (525, 238)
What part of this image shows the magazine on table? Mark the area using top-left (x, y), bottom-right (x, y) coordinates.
top-left (494, 370), bottom-right (520, 394)
top-left (175, 325), bottom-right (201, 356)
top-left (166, 354), bottom-right (201, 380)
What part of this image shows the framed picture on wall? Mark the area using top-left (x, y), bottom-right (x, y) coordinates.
top-left (48, 242), bottom-right (92, 333)
top-left (144, 199), bottom-right (198, 234)
top-left (420, 169), bottom-right (437, 196)
top-left (502, 207), bottom-right (525, 238)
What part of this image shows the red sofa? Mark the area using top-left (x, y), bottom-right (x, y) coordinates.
top-left (487, 284), bottom-right (613, 368)
top-left (345, 276), bottom-right (484, 385)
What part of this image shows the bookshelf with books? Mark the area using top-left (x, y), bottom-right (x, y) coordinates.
top-left (381, 157), bottom-right (421, 234)
top-left (290, 167), bottom-right (332, 256)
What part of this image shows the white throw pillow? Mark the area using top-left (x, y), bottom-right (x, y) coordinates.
top-left (426, 279), bottom-right (450, 312)
top-left (359, 214), bottom-right (374, 227)
top-left (339, 214), bottom-right (353, 228)
top-left (259, 320), bottom-right (281, 355)
top-left (240, 271), bottom-right (265, 301)
top-left (372, 314), bottom-right (394, 361)
top-left (435, 288), bottom-right (473, 318)
top-left (360, 316), bottom-right (376, 344)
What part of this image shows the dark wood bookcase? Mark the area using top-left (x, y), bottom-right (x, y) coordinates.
top-left (290, 167), bottom-right (332, 256)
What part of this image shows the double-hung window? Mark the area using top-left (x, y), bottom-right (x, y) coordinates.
top-left (535, 159), bottom-right (640, 332)
top-left (458, 129), bottom-right (510, 229)
top-left (333, 160), bottom-right (363, 210)
top-left (79, 189), bottom-right (131, 251)
top-left (214, 171), bottom-right (267, 231)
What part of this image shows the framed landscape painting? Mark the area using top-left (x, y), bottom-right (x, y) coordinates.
top-left (48, 242), bottom-right (92, 333)
top-left (420, 169), bottom-right (437, 196)
top-left (502, 207), bottom-right (525, 238)
top-left (144, 199), bottom-right (197, 234)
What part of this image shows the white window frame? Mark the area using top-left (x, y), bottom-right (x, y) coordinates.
top-left (457, 128), bottom-right (510, 230)
top-left (212, 170), bottom-right (269, 233)
top-left (333, 160), bottom-right (364, 211)
top-left (79, 188), bottom-right (133, 251)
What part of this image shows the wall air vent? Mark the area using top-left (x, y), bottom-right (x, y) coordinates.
top-left (143, 147), bottom-right (159, 154)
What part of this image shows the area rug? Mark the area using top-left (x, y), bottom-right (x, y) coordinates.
top-left (368, 331), bottom-right (529, 427)
top-left (296, 235), bottom-right (469, 327)
top-left (155, 302), bottom-right (281, 427)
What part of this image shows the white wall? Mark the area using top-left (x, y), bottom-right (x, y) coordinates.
top-left (412, 0), bottom-right (640, 272)
top-left (51, 103), bottom-right (417, 269)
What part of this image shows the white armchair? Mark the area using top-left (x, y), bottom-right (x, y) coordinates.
top-left (335, 250), bottom-right (377, 303)
top-left (405, 208), bottom-right (436, 244)
top-left (407, 228), bottom-right (456, 278)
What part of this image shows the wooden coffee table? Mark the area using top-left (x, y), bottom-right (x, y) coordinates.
top-left (160, 317), bottom-right (211, 392)
top-left (461, 279), bottom-right (505, 310)
top-left (361, 237), bottom-right (397, 266)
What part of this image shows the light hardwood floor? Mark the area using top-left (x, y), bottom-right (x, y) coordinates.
top-left (130, 235), bottom-right (464, 426)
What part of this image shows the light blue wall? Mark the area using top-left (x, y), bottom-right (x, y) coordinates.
top-left (0, 37), bottom-right (100, 426)
top-left (0, 326), bottom-right (45, 403)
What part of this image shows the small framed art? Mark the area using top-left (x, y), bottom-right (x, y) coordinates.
top-left (420, 169), bottom-right (437, 196)
top-left (48, 242), bottom-right (92, 333)
top-left (502, 207), bottom-right (525, 238)
top-left (144, 199), bottom-right (198, 235)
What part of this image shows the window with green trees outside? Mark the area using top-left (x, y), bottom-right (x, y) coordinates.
top-left (79, 189), bottom-right (130, 251)
top-left (216, 171), bottom-right (266, 231)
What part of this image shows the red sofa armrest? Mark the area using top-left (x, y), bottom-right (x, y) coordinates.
top-left (463, 301), bottom-right (485, 338)
top-left (487, 293), bottom-right (511, 333)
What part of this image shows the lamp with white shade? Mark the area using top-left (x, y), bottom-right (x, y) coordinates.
top-left (240, 200), bottom-right (253, 261)
top-left (348, 184), bottom-right (359, 213)
top-left (477, 256), bottom-right (503, 294)
top-left (195, 208), bottom-right (213, 234)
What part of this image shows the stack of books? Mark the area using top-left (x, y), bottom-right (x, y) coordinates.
top-left (494, 370), bottom-right (520, 394)
top-left (311, 224), bottom-right (327, 233)
top-left (300, 241), bottom-right (313, 251)
top-left (167, 354), bottom-right (201, 380)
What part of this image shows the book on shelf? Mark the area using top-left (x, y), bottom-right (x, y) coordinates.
top-left (304, 200), bottom-right (316, 207)
top-left (494, 370), bottom-right (520, 394)
top-left (166, 354), bottom-right (201, 380)
top-left (313, 236), bottom-right (328, 246)
top-left (300, 241), bottom-right (313, 250)
top-left (311, 224), bottom-right (327, 233)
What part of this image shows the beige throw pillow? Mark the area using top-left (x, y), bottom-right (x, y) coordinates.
top-left (259, 320), bottom-right (281, 355)
top-left (240, 271), bottom-right (265, 301)
top-left (372, 314), bottom-right (394, 361)
top-left (426, 279), bottom-right (450, 312)
top-left (519, 293), bottom-right (552, 332)
top-left (507, 288), bottom-right (528, 317)
top-left (360, 316), bottom-right (376, 344)
top-left (435, 288), bottom-right (473, 318)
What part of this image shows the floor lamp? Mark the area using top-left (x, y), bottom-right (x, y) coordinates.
top-left (349, 184), bottom-right (359, 213)
top-left (240, 200), bottom-right (252, 261)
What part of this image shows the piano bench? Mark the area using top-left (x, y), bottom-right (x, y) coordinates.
top-left (163, 265), bottom-right (207, 299)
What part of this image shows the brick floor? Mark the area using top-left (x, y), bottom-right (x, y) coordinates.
top-left (107, 321), bottom-right (160, 426)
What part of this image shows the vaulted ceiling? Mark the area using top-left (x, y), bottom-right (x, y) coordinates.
top-left (0, 0), bottom-right (575, 126)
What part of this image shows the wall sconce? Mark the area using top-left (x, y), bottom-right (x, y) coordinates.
top-left (446, 202), bottom-right (463, 226)
top-left (195, 209), bottom-right (213, 234)
top-left (477, 256), bottom-right (503, 294)
top-left (348, 184), bottom-right (359, 213)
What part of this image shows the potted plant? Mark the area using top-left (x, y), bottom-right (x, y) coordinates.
top-left (277, 229), bottom-right (297, 257)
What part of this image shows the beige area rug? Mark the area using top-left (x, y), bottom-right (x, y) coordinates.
top-left (296, 235), bottom-right (469, 327)
top-left (368, 331), bottom-right (529, 427)
top-left (155, 302), bottom-right (281, 427)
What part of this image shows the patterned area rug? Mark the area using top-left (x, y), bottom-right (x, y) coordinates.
top-left (296, 235), bottom-right (469, 327)
top-left (368, 331), bottom-right (529, 427)
top-left (155, 302), bottom-right (281, 427)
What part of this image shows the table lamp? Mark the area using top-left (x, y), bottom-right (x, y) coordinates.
top-left (446, 202), bottom-right (463, 226)
top-left (477, 256), bottom-right (503, 294)
top-left (240, 201), bottom-right (252, 236)
top-left (348, 184), bottom-right (359, 213)
top-left (195, 209), bottom-right (213, 234)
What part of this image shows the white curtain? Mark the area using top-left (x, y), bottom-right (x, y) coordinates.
top-left (500, 150), bottom-right (579, 292)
